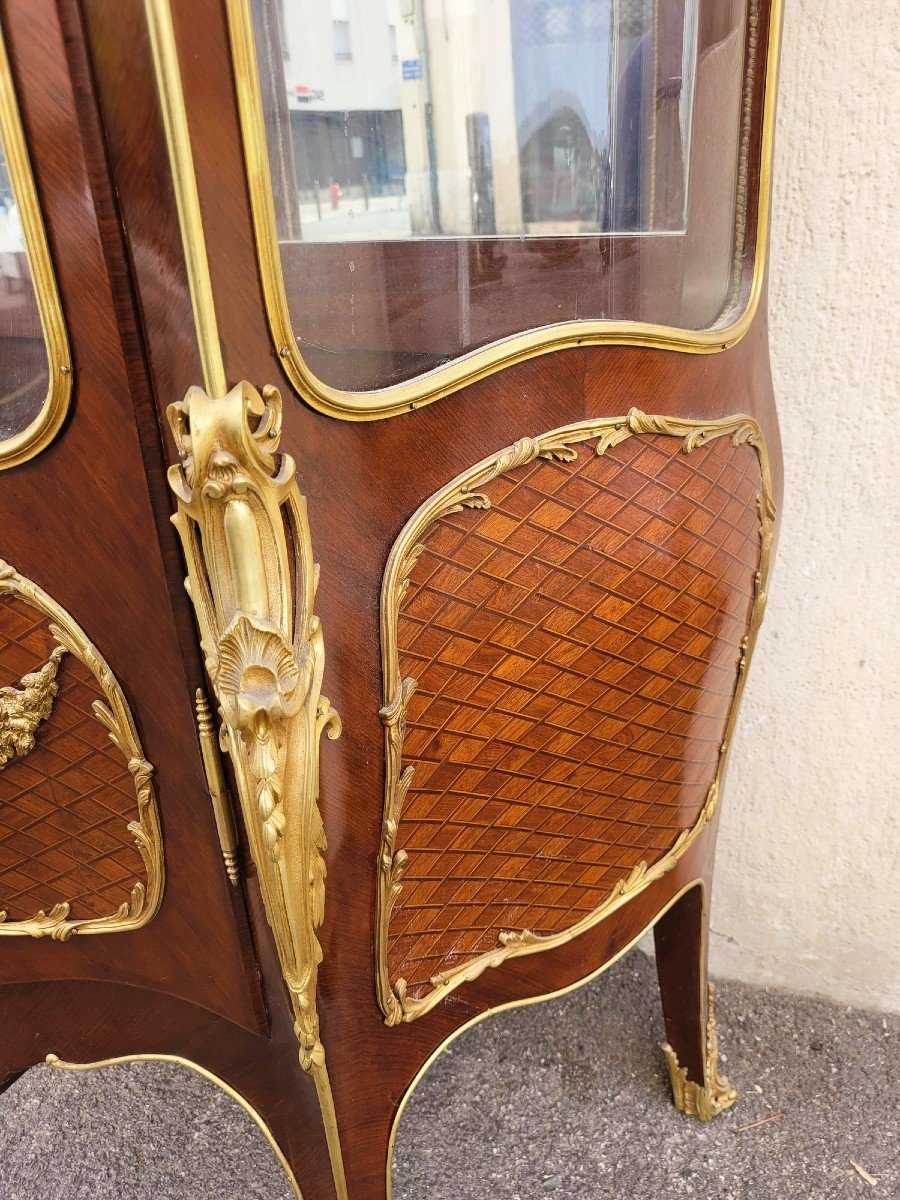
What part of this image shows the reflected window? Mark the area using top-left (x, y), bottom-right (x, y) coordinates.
top-left (332, 22), bottom-right (351, 60)
top-left (0, 112), bottom-right (49, 443)
top-left (250, 0), bottom-right (753, 391)
top-left (272, 0), bottom-right (698, 241)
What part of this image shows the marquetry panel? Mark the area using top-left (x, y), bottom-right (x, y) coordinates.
top-left (0, 565), bottom-right (163, 939)
top-left (378, 414), bottom-right (771, 1021)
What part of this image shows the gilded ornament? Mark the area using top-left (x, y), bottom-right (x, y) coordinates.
top-left (662, 983), bottom-right (739, 1121)
top-left (167, 380), bottom-right (346, 1198)
top-left (0, 562), bottom-right (164, 939)
top-left (144, 0), bottom-right (343, 1185)
top-left (0, 645), bottom-right (65, 767)
top-left (194, 689), bottom-right (240, 885)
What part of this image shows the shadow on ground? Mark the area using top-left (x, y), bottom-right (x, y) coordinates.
top-left (1, 951), bottom-right (896, 1199)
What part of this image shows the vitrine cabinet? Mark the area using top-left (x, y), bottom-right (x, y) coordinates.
top-left (0, 1), bottom-right (784, 1196)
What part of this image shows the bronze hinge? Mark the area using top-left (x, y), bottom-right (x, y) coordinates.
top-left (194, 688), bottom-right (240, 886)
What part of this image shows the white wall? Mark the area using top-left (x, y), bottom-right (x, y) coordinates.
top-left (281, 0), bottom-right (401, 112)
top-left (704, 0), bottom-right (900, 1013)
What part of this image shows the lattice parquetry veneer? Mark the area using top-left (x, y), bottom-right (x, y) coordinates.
top-left (0, 561), bottom-right (163, 939)
top-left (376, 411), bottom-right (774, 1023)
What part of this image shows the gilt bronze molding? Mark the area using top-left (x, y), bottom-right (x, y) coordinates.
top-left (194, 688), bottom-right (240, 886)
top-left (0, 22), bottom-right (72, 469)
top-left (377, 410), bottom-right (774, 1024)
top-left (663, 982), bottom-right (739, 1120)
top-left (0, 561), bottom-right (164, 940)
top-left (167, 380), bottom-right (347, 1199)
top-left (0, 644), bottom-right (65, 768)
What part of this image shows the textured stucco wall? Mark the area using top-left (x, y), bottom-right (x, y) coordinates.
top-left (703, 0), bottom-right (900, 1013)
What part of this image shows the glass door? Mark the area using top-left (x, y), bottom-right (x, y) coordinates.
top-left (227, 0), bottom-right (769, 411)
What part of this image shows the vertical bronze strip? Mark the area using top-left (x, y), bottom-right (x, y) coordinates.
top-left (143, 0), bottom-right (227, 397)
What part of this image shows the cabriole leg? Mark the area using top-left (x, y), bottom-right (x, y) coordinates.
top-left (653, 883), bottom-right (738, 1121)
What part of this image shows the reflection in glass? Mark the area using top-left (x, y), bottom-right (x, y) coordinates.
top-left (0, 113), bottom-right (48, 442)
top-left (274, 0), bottom-right (698, 242)
top-left (251, 0), bottom-right (751, 390)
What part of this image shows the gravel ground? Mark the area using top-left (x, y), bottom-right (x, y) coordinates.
top-left (1, 951), bottom-right (896, 1199)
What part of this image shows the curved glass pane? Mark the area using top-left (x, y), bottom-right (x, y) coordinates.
top-left (251, 0), bottom-right (751, 391)
top-left (0, 106), bottom-right (48, 443)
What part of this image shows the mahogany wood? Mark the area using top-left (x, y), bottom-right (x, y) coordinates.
top-left (0, 597), bottom-right (149, 923)
top-left (0, 0), bottom-right (264, 1025)
top-left (0, 0), bottom-right (783, 1197)
top-left (654, 880), bottom-right (710, 1085)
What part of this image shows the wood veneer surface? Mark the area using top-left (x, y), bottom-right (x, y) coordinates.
top-left (0, 596), bottom-right (146, 923)
top-left (389, 430), bottom-right (762, 995)
top-left (0, 0), bottom-right (786, 1195)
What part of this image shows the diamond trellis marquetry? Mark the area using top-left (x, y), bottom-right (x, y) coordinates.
top-left (377, 414), bottom-right (773, 1022)
top-left (0, 566), bottom-right (164, 940)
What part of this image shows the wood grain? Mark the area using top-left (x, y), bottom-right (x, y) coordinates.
top-left (0, 0), bottom-right (784, 1196)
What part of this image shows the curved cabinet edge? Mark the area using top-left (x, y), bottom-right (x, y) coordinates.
top-left (0, 20), bottom-right (72, 470)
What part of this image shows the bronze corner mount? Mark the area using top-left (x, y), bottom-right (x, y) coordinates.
top-left (166, 379), bottom-right (346, 1198)
top-left (663, 983), bottom-right (739, 1121)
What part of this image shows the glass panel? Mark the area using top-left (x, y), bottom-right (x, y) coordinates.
top-left (0, 103), bottom-right (49, 442)
top-left (253, 0), bottom-right (750, 391)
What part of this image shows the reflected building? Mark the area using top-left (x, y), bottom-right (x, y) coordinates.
top-left (399, 0), bottom-right (615, 237)
top-left (277, 1), bottom-right (406, 220)
top-left (274, 0), bottom-right (696, 240)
